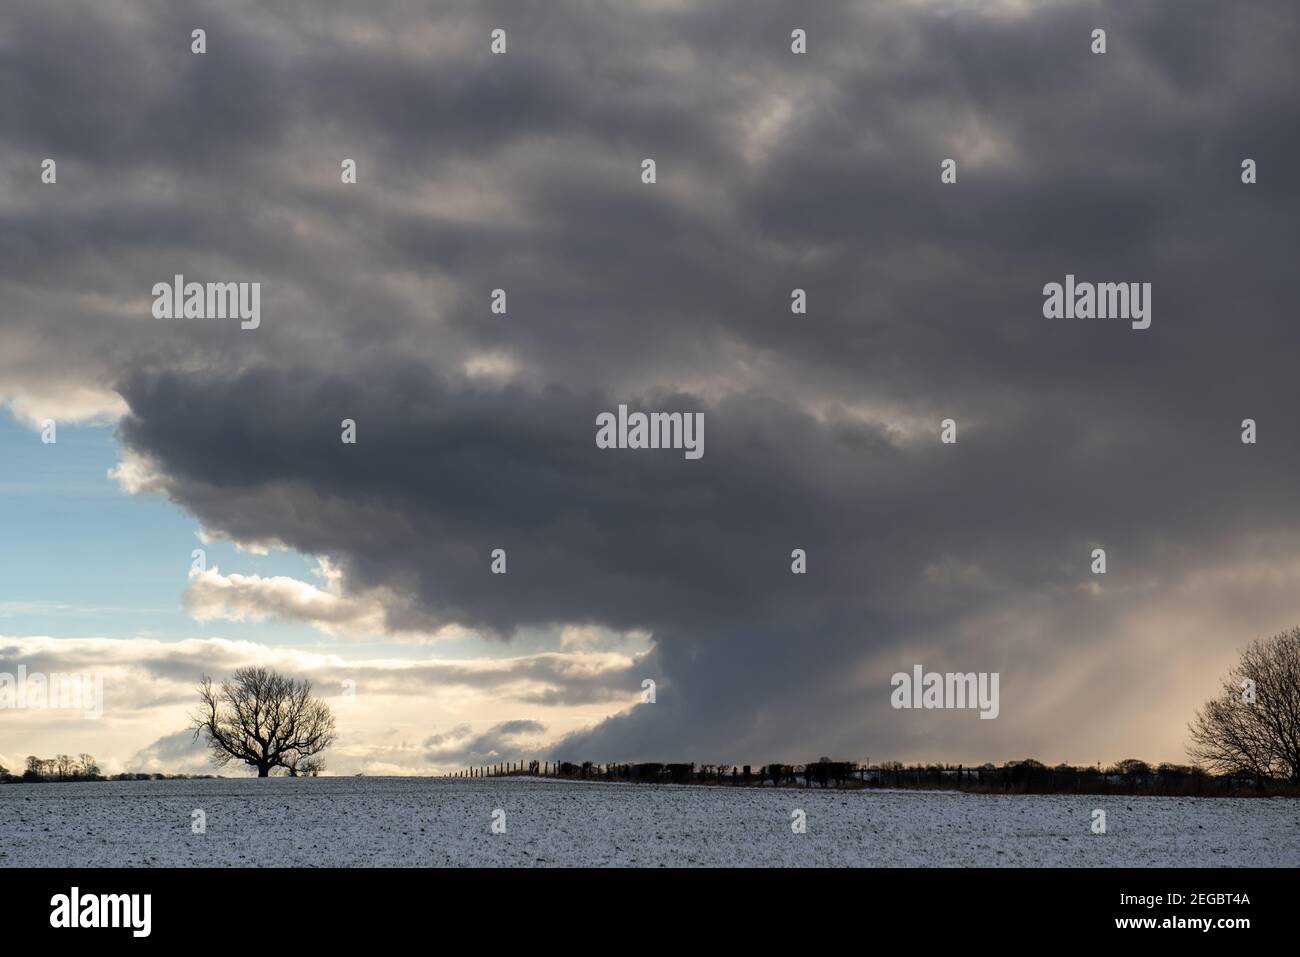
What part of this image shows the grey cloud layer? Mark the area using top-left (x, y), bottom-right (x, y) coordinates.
top-left (4, 1), bottom-right (1300, 763)
top-left (0, 636), bottom-right (640, 712)
top-left (422, 719), bottom-right (547, 767)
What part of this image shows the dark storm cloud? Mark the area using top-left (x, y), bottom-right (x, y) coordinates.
top-left (6, 0), bottom-right (1300, 763)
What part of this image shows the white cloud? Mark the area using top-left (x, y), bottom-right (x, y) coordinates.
top-left (184, 565), bottom-right (388, 635)
top-left (107, 449), bottom-right (170, 496)
top-left (1, 387), bottom-right (126, 428)
top-left (182, 562), bottom-right (480, 642)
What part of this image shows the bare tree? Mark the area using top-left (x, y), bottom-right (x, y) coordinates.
top-left (192, 667), bottom-right (336, 777)
top-left (284, 753), bottom-right (324, 777)
top-left (1188, 627), bottom-right (1300, 783)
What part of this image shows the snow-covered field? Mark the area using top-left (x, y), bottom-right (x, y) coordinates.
top-left (2, 776), bottom-right (1297, 867)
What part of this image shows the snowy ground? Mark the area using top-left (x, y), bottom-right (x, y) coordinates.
top-left (2, 776), bottom-right (1297, 867)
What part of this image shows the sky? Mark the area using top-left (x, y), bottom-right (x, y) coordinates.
top-left (2, 0), bottom-right (1300, 776)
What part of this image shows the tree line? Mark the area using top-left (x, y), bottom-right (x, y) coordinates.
top-left (0, 754), bottom-right (221, 784)
top-left (4, 754), bottom-right (101, 782)
top-left (460, 755), bottom-right (1299, 796)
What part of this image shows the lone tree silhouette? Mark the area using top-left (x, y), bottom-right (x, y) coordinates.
top-left (1188, 626), bottom-right (1300, 784)
top-left (192, 667), bottom-right (336, 777)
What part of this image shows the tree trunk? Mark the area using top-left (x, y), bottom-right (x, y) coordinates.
top-left (258, 765), bottom-right (271, 777)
